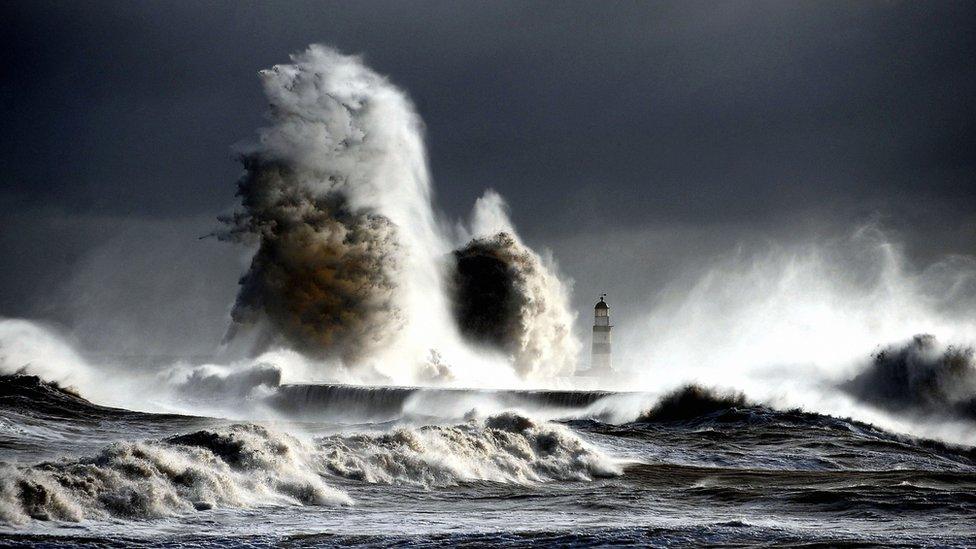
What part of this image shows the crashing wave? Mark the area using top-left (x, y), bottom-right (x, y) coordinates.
top-left (636, 385), bottom-right (751, 422)
top-left (317, 412), bottom-right (620, 486)
top-left (450, 232), bottom-right (579, 379)
top-left (0, 374), bottom-right (136, 421)
top-left (843, 334), bottom-right (976, 421)
top-left (0, 412), bottom-right (618, 524)
top-left (168, 363), bottom-right (283, 401)
top-left (216, 45), bottom-right (431, 369)
top-left (0, 424), bottom-right (350, 524)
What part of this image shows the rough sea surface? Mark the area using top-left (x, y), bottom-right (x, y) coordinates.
top-left (1, 375), bottom-right (974, 547)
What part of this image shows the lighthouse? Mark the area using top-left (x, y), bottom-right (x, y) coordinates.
top-left (591, 294), bottom-right (613, 372)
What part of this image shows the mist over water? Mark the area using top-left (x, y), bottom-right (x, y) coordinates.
top-left (607, 224), bottom-right (976, 440)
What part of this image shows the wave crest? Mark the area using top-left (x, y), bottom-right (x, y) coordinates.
top-left (637, 385), bottom-right (750, 422)
top-left (0, 412), bottom-right (619, 524)
top-left (319, 412), bottom-right (620, 486)
top-left (0, 424), bottom-right (350, 524)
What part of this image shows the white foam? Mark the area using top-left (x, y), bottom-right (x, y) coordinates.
top-left (0, 424), bottom-right (350, 524)
top-left (318, 412), bottom-right (621, 486)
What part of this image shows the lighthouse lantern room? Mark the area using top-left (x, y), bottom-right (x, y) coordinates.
top-left (591, 294), bottom-right (613, 372)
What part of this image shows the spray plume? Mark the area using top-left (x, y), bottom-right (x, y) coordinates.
top-left (219, 46), bottom-right (579, 384)
top-left (843, 334), bottom-right (976, 421)
top-left (625, 225), bottom-right (976, 385)
top-left (451, 232), bottom-right (579, 379)
top-left (610, 224), bottom-right (976, 442)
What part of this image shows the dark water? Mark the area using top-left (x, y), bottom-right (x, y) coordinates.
top-left (1, 375), bottom-right (974, 547)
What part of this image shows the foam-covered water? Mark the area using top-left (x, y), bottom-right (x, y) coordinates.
top-left (1, 423), bottom-right (350, 524)
top-left (318, 412), bottom-right (620, 485)
top-left (1, 375), bottom-right (975, 547)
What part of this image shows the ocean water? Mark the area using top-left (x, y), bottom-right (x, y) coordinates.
top-left (1, 374), bottom-right (974, 547)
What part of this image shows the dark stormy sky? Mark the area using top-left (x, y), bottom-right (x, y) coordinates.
top-left (2, 1), bottom-right (974, 357)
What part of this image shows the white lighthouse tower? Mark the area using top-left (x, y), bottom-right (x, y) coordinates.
top-left (591, 294), bottom-right (613, 372)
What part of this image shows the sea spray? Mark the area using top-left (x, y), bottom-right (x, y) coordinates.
top-left (0, 319), bottom-right (120, 407)
top-left (622, 225), bottom-right (976, 428)
top-left (451, 232), bottom-right (579, 379)
top-left (843, 334), bottom-right (976, 420)
top-left (450, 189), bottom-right (579, 379)
top-left (218, 46), bottom-right (579, 384)
top-left (218, 45), bottom-right (439, 372)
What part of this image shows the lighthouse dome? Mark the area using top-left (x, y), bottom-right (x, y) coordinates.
top-left (595, 299), bottom-right (609, 310)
